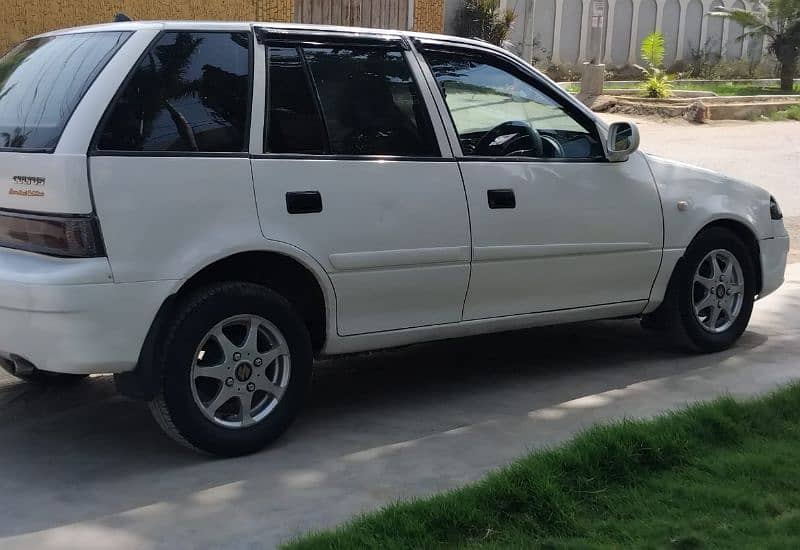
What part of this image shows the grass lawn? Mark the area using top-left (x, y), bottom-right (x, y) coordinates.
top-left (566, 81), bottom-right (800, 96)
top-left (285, 384), bottom-right (800, 549)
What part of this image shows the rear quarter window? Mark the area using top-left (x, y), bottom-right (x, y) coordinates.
top-left (96, 31), bottom-right (252, 153)
top-left (0, 32), bottom-right (130, 151)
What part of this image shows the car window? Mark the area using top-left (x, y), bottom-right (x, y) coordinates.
top-left (97, 31), bottom-right (251, 153)
top-left (423, 50), bottom-right (604, 160)
top-left (0, 32), bottom-right (129, 151)
top-left (292, 46), bottom-right (438, 157)
top-left (265, 46), bottom-right (327, 154)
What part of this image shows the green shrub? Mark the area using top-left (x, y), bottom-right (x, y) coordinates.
top-left (457, 0), bottom-right (517, 46)
top-left (686, 43), bottom-right (721, 79)
top-left (641, 71), bottom-right (674, 98)
top-left (637, 32), bottom-right (673, 98)
top-left (770, 104), bottom-right (800, 120)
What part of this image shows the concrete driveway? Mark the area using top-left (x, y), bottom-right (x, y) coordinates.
top-left (1, 262), bottom-right (798, 549)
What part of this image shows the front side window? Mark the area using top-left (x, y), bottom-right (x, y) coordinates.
top-left (423, 50), bottom-right (604, 160)
top-left (97, 31), bottom-right (251, 153)
top-left (265, 44), bottom-right (438, 157)
top-left (0, 32), bottom-right (130, 151)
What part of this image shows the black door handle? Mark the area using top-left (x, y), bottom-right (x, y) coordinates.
top-left (487, 189), bottom-right (516, 209)
top-left (286, 191), bottom-right (322, 214)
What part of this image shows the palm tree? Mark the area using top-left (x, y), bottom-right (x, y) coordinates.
top-left (709, 0), bottom-right (800, 91)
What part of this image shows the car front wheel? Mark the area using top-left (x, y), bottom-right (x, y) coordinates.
top-left (149, 283), bottom-right (312, 456)
top-left (649, 227), bottom-right (756, 352)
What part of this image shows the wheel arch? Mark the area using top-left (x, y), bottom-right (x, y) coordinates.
top-left (691, 218), bottom-right (762, 295)
top-left (116, 248), bottom-right (334, 401)
top-left (648, 217), bottom-right (764, 317)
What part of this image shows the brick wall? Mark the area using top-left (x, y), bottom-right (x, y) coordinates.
top-left (1, 0), bottom-right (442, 55)
top-left (413, 0), bottom-right (444, 34)
top-left (256, 0), bottom-right (294, 23)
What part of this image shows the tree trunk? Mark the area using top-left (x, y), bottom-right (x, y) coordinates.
top-left (777, 46), bottom-right (797, 92)
top-left (779, 61), bottom-right (795, 91)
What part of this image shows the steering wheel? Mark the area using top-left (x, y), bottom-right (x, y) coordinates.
top-left (539, 135), bottom-right (565, 158)
top-left (473, 121), bottom-right (544, 158)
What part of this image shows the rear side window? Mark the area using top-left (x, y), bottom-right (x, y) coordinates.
top-left (0, 32), bottom-right (129, 151)
top-left (265, 44), bottom-right (438, 157)
top-left (97, 31), bottom-right (251, 153)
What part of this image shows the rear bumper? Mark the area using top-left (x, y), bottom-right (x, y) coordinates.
top-left (0, 248), bottom-right (173, 375)
top-left (759, 235), bottom-right (790, 300)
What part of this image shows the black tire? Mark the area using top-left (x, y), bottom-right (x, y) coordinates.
top-left (14, 371), bottom-right (89, 386)
top-left (646, 227), bottom-right (756, 352)
top-left (149, 282), bottom-right (313, 456)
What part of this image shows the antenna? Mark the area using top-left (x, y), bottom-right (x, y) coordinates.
top-left (113, 13), bottom-right (133, 22)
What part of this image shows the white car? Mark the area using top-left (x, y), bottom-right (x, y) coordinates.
top-left (0, 21), bottom-right (789, 455)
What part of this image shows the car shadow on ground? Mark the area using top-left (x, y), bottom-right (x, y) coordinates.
top-left (0, 318), bottom-right (770, 538)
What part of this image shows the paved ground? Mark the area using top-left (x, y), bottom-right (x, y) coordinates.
top-left (0, 263), bottom-right (798, 549)
top-left (0, 120), bottom-right (798, 549)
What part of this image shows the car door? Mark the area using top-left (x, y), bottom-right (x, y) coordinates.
top-left (250, 29), bottom-right (471, 336)
top-left (415, 42), bottom-right (663, 320)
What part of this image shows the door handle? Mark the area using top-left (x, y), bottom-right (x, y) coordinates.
top-left (487, 189), bottom-right (516, 209)
top-left (286, 191), bottom-right (322, 214)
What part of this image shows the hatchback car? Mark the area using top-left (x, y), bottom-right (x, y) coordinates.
top-left (0, 21), bottom-right (789, 455)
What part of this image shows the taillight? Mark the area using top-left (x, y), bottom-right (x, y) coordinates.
top-left (0, 209), bottom-right (105, 258)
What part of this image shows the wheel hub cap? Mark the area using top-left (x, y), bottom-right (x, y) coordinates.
top-left (235, 362), bottom-right (253, 382)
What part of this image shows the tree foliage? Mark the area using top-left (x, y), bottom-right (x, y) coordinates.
top-left (640, 31), bottom-right (666, 68)
top-left (710, 0), bottom-right (800, 90)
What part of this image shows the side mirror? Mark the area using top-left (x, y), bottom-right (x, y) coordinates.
top-left (606, 121), bottom-right (640, 162)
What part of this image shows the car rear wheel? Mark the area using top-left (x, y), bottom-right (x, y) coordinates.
top-left (149, 282), bottom-right (312, 456)
top-left (645, 227), bottom-right (756, 352)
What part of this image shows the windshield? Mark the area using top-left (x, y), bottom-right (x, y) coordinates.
top-left (0, 31), bottom-right (130, 151)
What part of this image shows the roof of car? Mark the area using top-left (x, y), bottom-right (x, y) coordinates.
top-left (33, 20), bottom-right (506, 56)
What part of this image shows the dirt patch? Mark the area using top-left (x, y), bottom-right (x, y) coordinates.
top-left (593, 94), bottom-right (800, 121)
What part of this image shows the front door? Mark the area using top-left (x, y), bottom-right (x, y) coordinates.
top-left (251, 31), bottom-right (471, 335)
top-left (417, 44), bottom-right (664, 320)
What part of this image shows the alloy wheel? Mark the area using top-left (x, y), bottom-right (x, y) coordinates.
top-left (190, 314), bottom-right (291, 428)
top-left (691, 249), bottom-right (745, 334)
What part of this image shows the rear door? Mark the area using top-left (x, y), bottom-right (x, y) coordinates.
top-left (251, 29), bottom-right (471, 336)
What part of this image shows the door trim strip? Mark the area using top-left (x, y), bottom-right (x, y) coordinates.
top-left (330, 246), bottom-right (470, 271)
top-left (473, 242), bottom-right (657, 262)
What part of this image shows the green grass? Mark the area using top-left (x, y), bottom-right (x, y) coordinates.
top-left (285, 384), bottom-right (800, 549)
top-left (567, 81), bottom-right (800, 96)
top-left (769, 104), bottom-right (800, 121)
